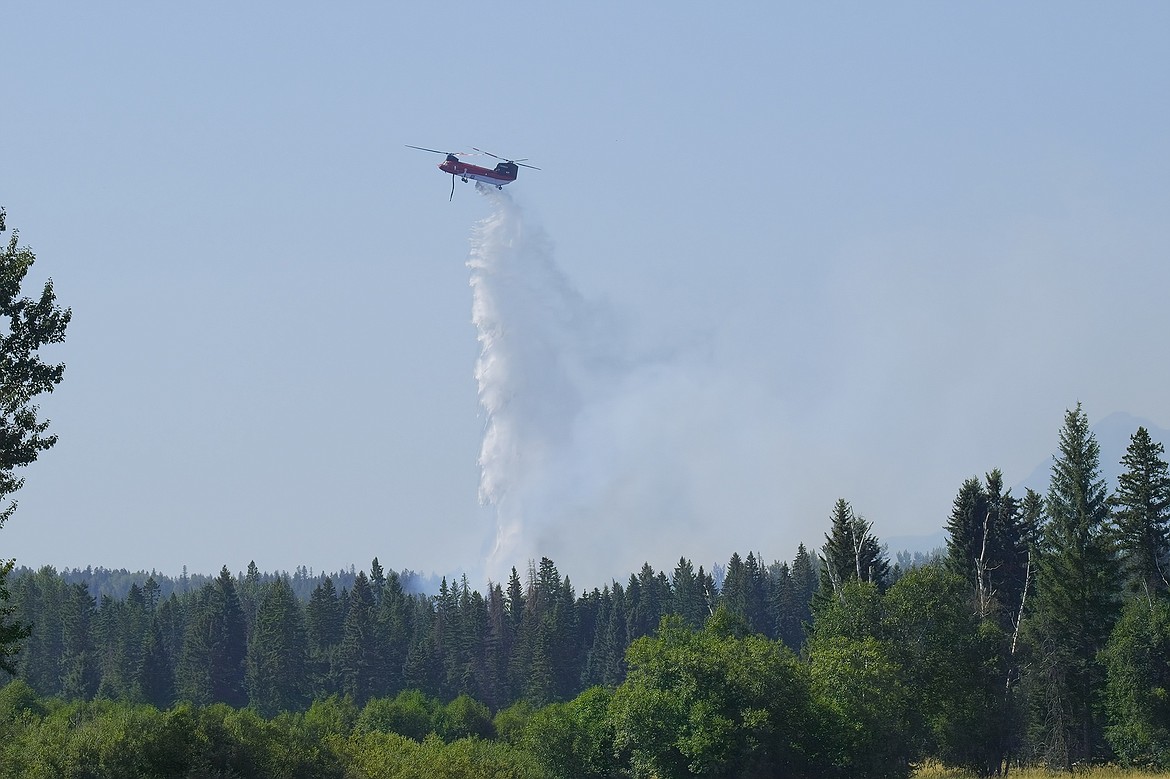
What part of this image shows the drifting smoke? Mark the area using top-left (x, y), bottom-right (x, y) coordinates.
top-left (469, 185), bottom-right (795, 586)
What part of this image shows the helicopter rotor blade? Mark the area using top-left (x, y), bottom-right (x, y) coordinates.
top-left (472, 147), bottom-right (540, 170)
top-left (406, 144), bottom-right (477, 157)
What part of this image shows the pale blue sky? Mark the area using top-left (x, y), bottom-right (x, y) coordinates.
top-left (4, 3), bottom-right (1169, 587)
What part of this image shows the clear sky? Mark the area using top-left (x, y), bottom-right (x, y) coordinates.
top-left (4, 2), bottom-right (1169, 588)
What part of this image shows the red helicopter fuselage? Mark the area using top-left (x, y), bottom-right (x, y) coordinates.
top-left (438, 154), bottom-right (519, 188)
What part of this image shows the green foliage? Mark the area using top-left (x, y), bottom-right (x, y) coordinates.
top-left (493, 699), bottom-right (536, 744)
top-left (611, 613), bottom-right (819, 778)
top-left (339, 731), bottom-right (550, 779)
top-left (883, 565), bottom-right (1007, 775)
top-left (0, 208), bottom-right (70, 672)
top-left (522, 686), bottom-right (617, 779)
top-left (810, 635), bottom-right (908, 778)
top-left (1102, 598), bottom-right (1170, 768)
top-left (356, 688), bottom-right (440, 741)
top-left (0, 559), bottom-right (29, 676)
top-left (0, 207), bottom-right (72, 522)
top-left (437, 692), bottom-right (494, 740)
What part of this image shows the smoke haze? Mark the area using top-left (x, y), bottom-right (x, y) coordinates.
top-left (468, 186), bottom-right (794, 585)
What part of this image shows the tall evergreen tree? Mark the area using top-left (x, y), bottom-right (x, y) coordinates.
top-left (626, 563), bottom-right (668, 640)
top-left (1113, 426), bottom-right (1170, 602)
top-left (13, 567), bottom-right (65, 695)
top-left (58, 582), bottom-right (98, 700)
top-left (245, 576), bottom-right (309, 717)
top-left (945, 470), bottom-right (1028, 626)
top-left (137, 617), bottom-right (174, 709)
top-left (820, 499), bottom-right (889, 600)
top-left (376, 569), bottom-right (412, 696)
top-left (336, 571), bottom-right (382, 705)
top-left (669, 557), bottom-right (704, 628)
top-left (1027, 404), bottom-right (1120, 768)
top-left (176, 566), bottom-right (247, 707)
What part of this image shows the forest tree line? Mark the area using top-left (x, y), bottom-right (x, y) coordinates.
top-left (1, 405), bottom-right (1169, 778)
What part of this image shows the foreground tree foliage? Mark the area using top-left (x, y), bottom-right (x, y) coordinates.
top-left (4, 405), bottom-right (1170, 776)
top-left (0, 207), bottom-right (71, 672)
top-left (610, 609), bottom-right (820, 779)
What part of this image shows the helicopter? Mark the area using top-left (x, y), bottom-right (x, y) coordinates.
top-left (406, 145), bottom-right (540, 200)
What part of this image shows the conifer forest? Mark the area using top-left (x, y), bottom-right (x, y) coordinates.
top-left (3, 211), bottom-right (1170, 777)
top-left (0, 405), bottom-right (1168, 777)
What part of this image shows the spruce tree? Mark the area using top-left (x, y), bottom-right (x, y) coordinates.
top-left (176, 567), bottom-right (247, 707)
top-left (820, 499), bottom-right (889, 601)
top-left (1113, 426), bottom-right (1170, 602)
top-left (245, 576), bottom-right (308, 717)
top-left (669, 557), bottom-right (705, 629)
top-left (137, 617), bottom-right (175, 709)
top-left (1027, 404), bottom-right (1120, 768)
top-left (337, 571), bottom-right (381, 704)
top-left (945, 470), bottom-right (1027, 626)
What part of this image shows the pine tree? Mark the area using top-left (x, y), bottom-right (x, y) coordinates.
top-left (1027, 404), bottom-right (1120, 768)
top-left (1113, 426), bottom-right (1170, 602)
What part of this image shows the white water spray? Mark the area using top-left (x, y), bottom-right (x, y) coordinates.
top-left (468, 185), bottom-right (793, 585)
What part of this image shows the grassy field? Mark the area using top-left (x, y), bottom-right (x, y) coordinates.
top-left (913, 763), bottom-right (1169, 778)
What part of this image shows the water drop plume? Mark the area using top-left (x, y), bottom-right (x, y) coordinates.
top-left (468, 184), bottom-right (792, 586)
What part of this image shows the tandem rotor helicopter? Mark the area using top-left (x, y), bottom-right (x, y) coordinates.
top-left (406, 145), bottom-right (540, 200)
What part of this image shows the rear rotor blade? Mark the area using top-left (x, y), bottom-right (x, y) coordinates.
top-left (473, 147), bottom-right (540, 169)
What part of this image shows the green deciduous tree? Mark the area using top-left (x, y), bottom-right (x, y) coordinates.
top-left (1101, 597), bottom-right (1170, 768)
top-left (611, 612), bottom-right (819, 778)
top-left (0, 208), bottom-right (70, 672)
